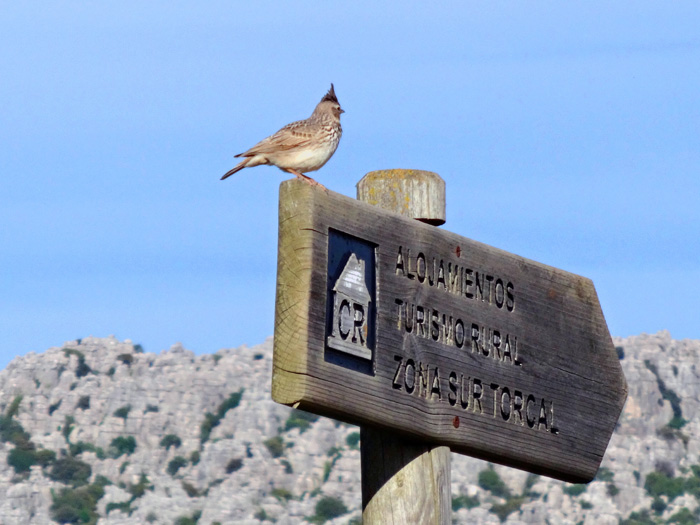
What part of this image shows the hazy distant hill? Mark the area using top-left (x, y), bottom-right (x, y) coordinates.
top-left (0, 331), bottom-right (698, 524)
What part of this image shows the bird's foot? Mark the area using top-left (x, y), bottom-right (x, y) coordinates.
top-left (287, 170), bottom-right (327, 191)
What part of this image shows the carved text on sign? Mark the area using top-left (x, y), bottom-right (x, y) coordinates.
top-left (394, 299), bottom-right (521, 366)
top-left (391, 356), bottom-right (558, 434)
top-left (395, 246), bottom-right (515, 312)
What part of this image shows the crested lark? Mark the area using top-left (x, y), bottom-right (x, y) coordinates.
top-left (221, 84), bottom-right (344, 187)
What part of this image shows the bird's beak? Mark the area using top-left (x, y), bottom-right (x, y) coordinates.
top-left (340, 109), bottom-right (345, 114)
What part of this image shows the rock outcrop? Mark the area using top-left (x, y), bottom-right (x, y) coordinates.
top-left (0, 330), bottom-right (698, 524)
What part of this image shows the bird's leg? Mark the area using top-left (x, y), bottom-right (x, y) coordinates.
top-left (286, 169), bottom-right (327, 190)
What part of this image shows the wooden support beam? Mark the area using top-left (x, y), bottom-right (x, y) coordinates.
top-left (357, 169), bottom-right (451, 525)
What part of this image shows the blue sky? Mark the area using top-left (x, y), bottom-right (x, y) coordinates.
top-left (1, 2), bottom-right (699, 369)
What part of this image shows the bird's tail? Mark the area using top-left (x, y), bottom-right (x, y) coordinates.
top-left (221, 160), bottom-right (247, 180)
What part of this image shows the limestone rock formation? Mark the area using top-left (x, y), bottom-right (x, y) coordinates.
top-left (0, 330), bottom-right (698, 524)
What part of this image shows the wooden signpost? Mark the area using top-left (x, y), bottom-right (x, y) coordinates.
top-left (271, 173), bottom-right (628, 491)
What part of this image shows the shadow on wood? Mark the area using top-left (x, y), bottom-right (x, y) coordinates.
top-left (361, 427), bottom-right (451, 524)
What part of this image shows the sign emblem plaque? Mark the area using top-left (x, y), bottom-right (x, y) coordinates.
top-left (326, 252), bottom-right (373, 360)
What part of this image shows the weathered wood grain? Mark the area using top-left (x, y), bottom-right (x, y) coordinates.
top-left (272, 179), bottom-right (628, 483)
top-left (361, 427), bottom-right (451, 524)
top-left (358, 169), bottom-right (451, 525)
top-left (357, 169), bottom-right (446, 226)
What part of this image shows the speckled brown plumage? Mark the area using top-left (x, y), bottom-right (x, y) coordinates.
top-left (221, 84), bottom-right (344, 187)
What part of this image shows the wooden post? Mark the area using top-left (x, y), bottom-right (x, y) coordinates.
top-left (357, 169), bottom-right (451, 525)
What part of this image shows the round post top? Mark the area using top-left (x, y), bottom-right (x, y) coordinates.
top-left (356, 169), bottom-right (446, 226)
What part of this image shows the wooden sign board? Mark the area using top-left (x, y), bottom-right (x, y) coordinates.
top-left (272, 180), bottom-right (627, 483)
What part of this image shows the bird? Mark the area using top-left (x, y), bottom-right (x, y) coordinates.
top-left (221, 84), bottom-right (344, 187)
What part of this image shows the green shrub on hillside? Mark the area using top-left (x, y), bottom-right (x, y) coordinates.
top-left (668, 415), bottom-right (687, 429)
top-left (50, 478), bottom-right (109, 525)
top-left (522, 474), bottom-right (541, 497)
top-left (596, 467), bottom-right (614, 482)
top-left (117, 353), bottom-right (134, 365)
top-left (69, 441), bottom-right (105, 459)
top-left (48, 457), bottom-right (92, 487)
top-left (281, 459), bottom-right (293, 474)
top-left (62, 348), bottom-right (84, 359)
top-left (686, 467), bottom-right (700, 498)
top-left (167, 456), bottom-right (188, 476)
top-left (113, 405), bottom-right (131, 420)
top-left (478, 466), bottom-right (511, 499)
top-left (199, 389), bottom-right (244, 445)
top-left (271, 487), bottom-right (294, 502)
top-left (563, 484), bottom-right (587, 497)
top-left (102, 473), bottom-right (151, 515)
top-left (6, 395), bottom-right (23, 418)
top-left (667, 507), bottom-right (700, 525)
top-left (0, 418), bottom-right (30, 447)
top-left (307, 496), bottom-right (348, 524)
top-left (174, 509), bottom-right (202, 525)
top-left (110, 436), bottom-right (137, 458)
top-left (217, 390), bottom-right (244, 418)
top-left (105, 501), bottom-right (132, 515)
top-left (8, 447), bottom-right (40, 473)
top-left (2, 397), bottom-right (57, 474)
top-left (1, 396), bottom-right (30, 446)
top-left (127, 473), bottom-right (153, 499)
top-left (76, 396), bottom-right (90, 410)
top-left (491, 496), bottom-right (524, 522)
top-left (452, 494), bottom-right (479, 511)
top-left (182, 480), bottom-right (200, 497)
top-left (199, 413), bottom-right (218, 445)
top-left (226, 458), bottom-right (243, 474)
top-left (63, 348), bottom-right (92, 377)
top-left (62, 415), bottom-right (75, 442)
top-left (160, 433), bottom-right (182, 450)
top-left (644, 360), bottom-right (686, 430)
top-left (284, 409), bottom-right (319, 433)
top-left (263, 436), bottom-right (285, 458)
top-left (345, 431), bottom-right (360, 449)
top-left (645, 471), bottom-right (686, 501)
top-left (48, 400), bottom-right (62, 415)
top-left (651, 496), bottom-right (667, 515)
top-left (620, 510), bottom-right (655, 525)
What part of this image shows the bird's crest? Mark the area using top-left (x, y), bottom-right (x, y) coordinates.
top-left (320, 83), bottom-right (339, 105)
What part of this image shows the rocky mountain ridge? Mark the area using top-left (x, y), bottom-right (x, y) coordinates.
top-left (0, 330), bottom-right (698, 524)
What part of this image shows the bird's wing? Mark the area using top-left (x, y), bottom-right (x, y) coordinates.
top-left (235, 120), bottom-right (313, 157)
